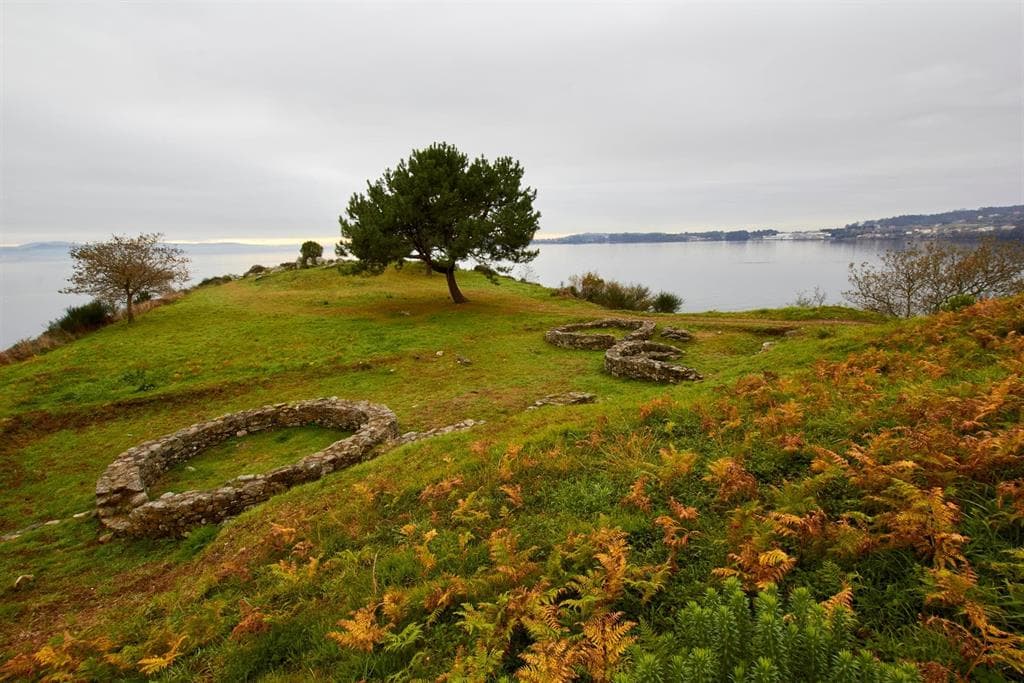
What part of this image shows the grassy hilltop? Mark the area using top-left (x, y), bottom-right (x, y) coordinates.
top-left (1, 267), bottom-right (1022, 681)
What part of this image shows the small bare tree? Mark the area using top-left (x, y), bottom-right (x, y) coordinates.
top-left (791, 286), bottom-right (828, 308)
top-left (845, 239), bottom-right (1024, 317)
top-left (62, 233), bottom-right (190, 322)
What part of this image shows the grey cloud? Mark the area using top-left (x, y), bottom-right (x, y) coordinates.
top-left (1, 1), bottom-right (1021, 243)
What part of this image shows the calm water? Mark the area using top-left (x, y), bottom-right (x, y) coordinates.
top-left (0, 240), bottom-right (889, 348)
top-left (0, 245), bottom-right (298, 348)
top-left (526, 241), bottom-right (887, 312)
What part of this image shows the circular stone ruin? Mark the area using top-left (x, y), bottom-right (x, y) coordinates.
top-left (95, 398), bottom-right (398, 538)
top-left (544, 318), bottom-right (656, 350)
top-left (604, 340), bottom-right (703, 383)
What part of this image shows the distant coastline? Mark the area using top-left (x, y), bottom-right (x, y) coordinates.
top-left (535, 204), bottom-right (1024, 245)
top-left (4, 204), bottom-right (1022, 251)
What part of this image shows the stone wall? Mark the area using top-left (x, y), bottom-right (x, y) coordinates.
top-left (544, 318), bottom-right (703, 384)
top-left (604, 340), bottom-right (703, 383)
top-left (544, 318), bottom-right (656, 350)
top-left (96, 398), bottom-right (397, 538)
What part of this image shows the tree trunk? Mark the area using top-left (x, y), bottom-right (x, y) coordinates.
top-left (445, 267), bottom-right (468, 304)
top-left (125, 297), bottom-right (135, 322)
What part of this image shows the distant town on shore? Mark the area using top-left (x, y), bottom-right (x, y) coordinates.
top-left (536, 204), bottom-right (1024, 244)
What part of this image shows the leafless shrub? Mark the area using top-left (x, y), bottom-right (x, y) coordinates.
top-left (844, 239), bottom-right (1024, 317)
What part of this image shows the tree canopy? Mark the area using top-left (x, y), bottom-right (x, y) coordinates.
top-left (338, 142), bottom-right (540, 303)
top-left (300, 241), bottom-right (324, 266)
top-left (62, 233), bottom-right (190, 321)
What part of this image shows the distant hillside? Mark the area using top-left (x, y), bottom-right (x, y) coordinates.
top-left (825, 204), bottom-right (1024, 239)
top-left (536, 204), bottom-right (1024, 244)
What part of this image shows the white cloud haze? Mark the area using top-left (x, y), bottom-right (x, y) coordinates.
top-left (1, 0), bottom-right (1022, 244)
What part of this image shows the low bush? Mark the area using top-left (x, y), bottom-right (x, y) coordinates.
top-left (244, 264), bottom-right (269, 277)
top-left (792, 286), bottom-right (828, 308)
top-left (49, 300), bottom-right (112, 334)
top-left (560, 271), bottom-right (680, 313)
top-left (0, 333), bottom-right (67, 365)
top-left (940, 293), bottom-right (975, 312)
top-left (652, 291), bottom-right (683, 313)
top-left (336, 260), bottom-right (368, 276)
top-left (197, 275), bottom-right (234, 287)
top-left (2, 293), bottom-right (181, 366)
top-left (599, 279), bottom-right (652, 310)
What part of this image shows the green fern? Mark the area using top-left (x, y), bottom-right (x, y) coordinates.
top-left (381, 622), bottom-right (423, 653)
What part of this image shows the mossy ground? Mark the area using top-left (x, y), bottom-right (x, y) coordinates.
top-left (148, 427), bottom-right (354, 497)
top-left (1, 266), bottom-right (1019, 681)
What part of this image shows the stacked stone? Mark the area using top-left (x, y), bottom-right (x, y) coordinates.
top-left (544, 318), bottom-right (656, 350)
top-left (390, 418), bottom-right (484, 447)
top-left (95, 398), bottom-right (397, 538)
top-left (527, 392), bottom-right (598, 409)
top-left (604, 341), bottom-right (703, 383)
top-left (661, 327), bottom-right (694, 342)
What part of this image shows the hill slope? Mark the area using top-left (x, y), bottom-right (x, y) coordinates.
top-left (1, 267), bottom-right (1022, 681)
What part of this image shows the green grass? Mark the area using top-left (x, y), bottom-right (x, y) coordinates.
top-left (4, 264), bottom-right (1008, 680)
top-left (149, 426), bottom-right (353, 496)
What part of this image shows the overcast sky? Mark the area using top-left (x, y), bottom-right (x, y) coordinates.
top-left (1, 1), bottom-right (1021, 245)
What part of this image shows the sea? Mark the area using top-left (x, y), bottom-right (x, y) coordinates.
top-left (0, 239), bottom-right (892, 348)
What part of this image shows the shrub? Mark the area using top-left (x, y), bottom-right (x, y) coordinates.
top-left (569, 271), bottom-right (608, 301)
top-left (336, 260), bottom-right (368, 276)
top-left (652, 291), bottom-right (683, 313)
top-left (940, 293), bottom-right (975, 312)
top-left (197, 275), bottom-right (234, 287)
top-left (472, 264), bottom-right (502, 284)
top-left (49, 300), bottom-right (112, 334)
top-left (0, 333), bottom-right (66, 365)
top-left (845, 239), bottom-right (1024, 317)
top-left (792, 286), bottom-right (827, 308)
top-left (244, 264), bottom-right (269, 277)
top-left (563, 271), bottom-right (664, 312)
top-left (600, 280), bottom-right (652, 310)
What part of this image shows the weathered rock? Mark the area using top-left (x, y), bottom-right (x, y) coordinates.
top-left (544, 319), bottom-right (656, 350)
top-left (95, 398), bottom-right (398, 538)
top-left (14, 574), bottom-right (34, 590)
top-left (605, 341), bottom-right (702, 383)
top-left (527, 392), bottom-right (598, 409)
top-left (456, 355), bottom-right (472, 366)
top-left (661, 327), bottom-right (694, 342)
top-left (389, 419), bottom-right (484, 447)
